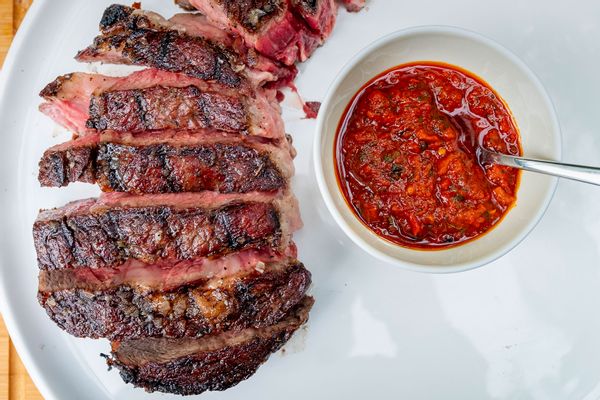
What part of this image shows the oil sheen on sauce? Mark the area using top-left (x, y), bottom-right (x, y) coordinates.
top-left (335, 62), bottom-right (522, 249)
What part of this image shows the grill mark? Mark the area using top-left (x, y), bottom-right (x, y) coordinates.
top-left (86, 85), bottom-right (249, 134)
top-left (78, 30), bottom-right (243, 87)
top-left (59, 220), bottom-right (76, 267)
top-left (49, 153), bottom-right (66, 187)
top-left (193, 87), bottom-right (212, 129)
top-left (38, 146), bottom-right (98, 188)
top-left (157, 145), bottom-right (180, 193)
top-left (132, 90), bottom-right (149, 130)
top-left (218, 0), bottom-right (285, 32)
top-left (157, 31), bottom-right (175, 71)
top-left (104, 144), bottom-right (127, 192)
top-left (34, 202), bottom-right (284, 270)
top-left (41, 140), bottom-right (288, 194)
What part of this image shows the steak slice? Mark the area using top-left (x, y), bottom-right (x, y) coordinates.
top-left (178, 0), bottom-right (336, 65)
top-left (39, 252), bottom-right (310, 340)
top-left (87, 85), bottom-right (249, 133)
top-left (33, 191), bottom-right (301, 271)
top-left (38, 131), bottom-right (293, 193)
top-left (76, 4), bottom-right (296, 88)
top-left (107, 296), bottom-right (313, 395)
top-left (39, 68), bottom-right (284, 139)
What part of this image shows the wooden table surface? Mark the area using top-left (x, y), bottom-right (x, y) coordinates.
top-left (1, 2), bottom-right (44, 399)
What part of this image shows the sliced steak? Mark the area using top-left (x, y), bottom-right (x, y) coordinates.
top-left (178, 0), bottom-right (336, 65)
top-left (39, 68), bottom-right (284, 139)
top-left (87, 85), bottom-right (249, 133)
top-left (107, 296), bottom-right (313, 395)
top-left (76, 4), bottom-right (296, 88)
top-left (33, 192), bottom-right (301, 271)
top-left (38, 131), bottom-right (293, 193)
top-left (39, 255), bottom-right (310, 340)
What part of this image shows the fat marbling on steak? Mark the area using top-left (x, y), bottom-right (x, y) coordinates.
top-left (39, 68), bottom-right (285, 140)
top-left (33, 191), bottom-right (301, 271)
top-left (76, 4), bottom-right (296, 88)
top-left (38, 130), bottom-right (293, 193)
top-left (107, 296), bottom-right (313, 395)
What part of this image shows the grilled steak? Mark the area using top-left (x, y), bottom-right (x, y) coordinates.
top-left (76, 4), bottom-right (296, 88)
top-left (39, 68), bottom-right (285, 139)
top-left (38, 131), bottom-right (293, 193)
top-left (107, 296), bottom-right (313, 395)
top-left (32, 3), bottom-right (334, 395)
top-left (177, 0), bottom-right (336, 65)
top-left (39, 254), bottom-right (310, 340)
top-left (88, 85), bottom-right (249, 133)
top-left (33, 192), bottom-right (301, 271)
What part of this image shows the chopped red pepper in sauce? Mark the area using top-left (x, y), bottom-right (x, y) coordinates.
top-left (335, 62), bottom-right (521, 249)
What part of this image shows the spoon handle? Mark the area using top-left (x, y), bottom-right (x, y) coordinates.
top-left (487, 152), bottom-right (600, 186)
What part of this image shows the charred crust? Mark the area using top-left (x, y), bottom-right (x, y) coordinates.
top-left (132, 90), bottom-right (149, 128)
top-left (99, 4), bottom-right (133, 31)
top-left (292, 0), bottom-right (319, 13)
top-left (32, 218), bottom-right (76, 271)
top-left (86, 84), bottom-right (251, 133)
top-left (156, 31), bottom-right (176, 69)
top-left (156, 145), bottom-right (181, 193)
top-left (33, 201), bottom-right (284, 270)
top-left (218, 0), bottom-right (285, 33)
top-left (38, 145), bottom-right (97, 188)
top-left (39, 74), bottom-right (72, 98)
top-left (38, 262), bottom-right (311, 340)
top-left (78, 5), bottom-right (247, 87)
top-left (102, 143), bottom-right (127, 192)
top-left (38, 153), bottom-right (66, 187)
top-left (89, 141), bottom-right (286, 194)
top-left (106, 297), bottom-right (313, 395)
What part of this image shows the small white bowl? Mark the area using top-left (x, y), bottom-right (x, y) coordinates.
top-left (314, 26), bottom-right (561, 273)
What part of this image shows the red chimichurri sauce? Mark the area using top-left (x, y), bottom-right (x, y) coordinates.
top-left (335, 62), bottom-right (521, 249)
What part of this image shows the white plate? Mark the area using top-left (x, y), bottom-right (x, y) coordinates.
top-left (1, 1), bottom-right (600, 399)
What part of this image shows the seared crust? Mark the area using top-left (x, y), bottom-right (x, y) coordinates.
top-left (39, 140), bottom-right (287, 194)
top-left (215, 0), bottom-right (286, 33)
top-left (99, 4), bottom-right (137, 32)
top-left (108, 297), bottom-right (313, 395)
top-left (38, 144), bottom-right (97, 187)
top-left (38, 69), bottom-right (290, 139)
top-left (76, 4), bottom-right (298, 87)
top-left (39, 73), bottom-right (73, 98)
top-left (39, 260), bottom-right (311, 340)
top-left (76, 20), bottom-right (242, 87)
top-left (33, 201), bottom-right (281, 270)
top-left (87, 85), bottom-right (249, 133)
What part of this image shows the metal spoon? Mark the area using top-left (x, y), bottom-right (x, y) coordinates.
top-left (480, 148), bottom-right (600, 186)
